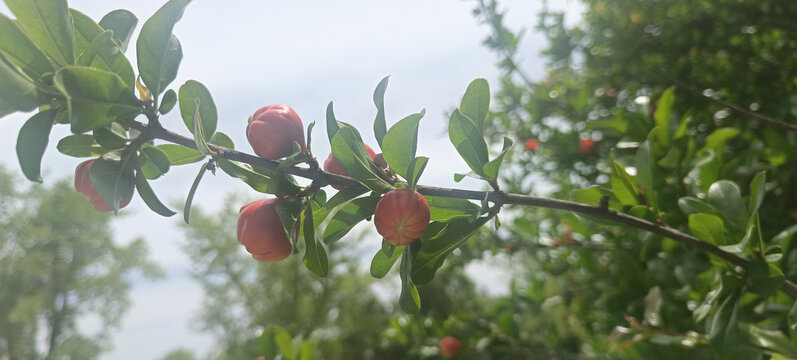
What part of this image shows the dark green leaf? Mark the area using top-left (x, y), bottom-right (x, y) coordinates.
top-left (330, 128), bottom-right (393, 193)
top-left (16, 110), bottom-right (56, 182)
top-left (183, 161), bottom-right (207, 224)
top-left (323, 196), bottom-right (380, 243)
top-left (677, 196), bottom-right (717, 216)
top-left (302, 207), bottom-right (328, 277)
top-left (93, 122), bottom-right (127, 149)
top-left (652, 87), bottom-right (674, 147)
top-left (56, 134), bottom-right (109, 157)
top-left (0, 54), bottom-right (47, 112)
top-left (746, 260), bottom-right (785, 298)
top-left (5, 0), bottom-right (74, 65)
top-left (99, 9), bottom-right (138, 53)
top-left (399, 248), bottom-right (421, 314)
top-left (708, 291), bottom-right (740, 350)
top-left (373, 75), bottom-right (389, 148)
top-left (190, 98), bottom-right (212, 156)
top-left (370, 244), bottom-right (403, 278)
top-left (159, 89), bottom-right (177, 114)
top-left (325, 101), bottom-right (341, 143)
top-left (217, 159), bottom-right (301, 195)
top-left (411, 216), bottom-right (492, 285)
top-left (459, 78), bottom-right (490, 129)
top-left (89, 150), bottom-right (136, 214)
top-left (275, 198), bottom-right (303, 245)
top-left (134, 170), bottom-right (175, 217)
top-left (425, 196), bottom-right (479, 221)
top-left (154, 144), bottom-right (203, 165)
top-left (138, 145), bottom-right (170, 179)
top-left (382, 111), bottom-right (424, 180)
top-left (179, 79), bottom-right (217, 136)
top-left (136, 0), bottom-right (190, 100)
top-left (635, 140), bottom-right (657, 209)
top-left (53, 66), bottom-right (141, 133)
top-left (739, 323), bottom-right (797, 358)
top-left (483, 137), bottom-right (513, 181)
top-left (449, 109), bottom-right (489, 178)
top-left (609, 150), bottom-right (638, 206)
top-left (407, 156), bottom-right (428, 188)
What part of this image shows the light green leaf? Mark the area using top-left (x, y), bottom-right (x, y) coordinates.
top-left (302, 207), bottom-right (328, 277)
top-left (748, 172), bottom-right (766, 215)
top-left (483, 137), bottom-right (513, 181)
top-left (155, 144), bottom-right (204, 165)
top-left (70, 10), bottom-right (135, 87)
top-left (99, 9), bottom-right (138, 53)
top-left (217, 159), bottom-right (301, 195)
top-left (652, 87), bottom-right (674, 147)
top-left (0, 13), bottom-right (53, 79)
top-left (330, 128), bottom-right (393, 193)
top-left (275, 198), bottom-right (303, 245)
top-left (179, 80), bottom-right (217, 136)
top-left (411, 216), bottom-right (491, 285)
top-left (56, 134), bottom-right (109, 158)
top-left (425, 196), bottom-right (479, 221)
top-left (449, 109), bottom-right (489, 178)
top-left (93, 122), bottom-right (128, 149)
top-left (635, 140), bottom-right (657, 209)
top-left (323, 196), bottom-right (380, 243)
top-left (138, 146), bottom-right (171, 179)
top-left (688, 213), bottom-right (726, 246)
top-left (373, 75), bottom-right (389, 148)
top-left (459, 78), bottom-right (490, 129)
top-left (0, 53), bottom-right (47, 112)
top-left (609, 150), bottom-right (638, 206)
top-left (382, 111), bottom-right (424, 180)
top-left (5, 0), bottom-right (74, 65)
top-left (399, 248), bottom-right (421, 314)
top-left (708, 180), bottom-right (749, 233)
top-left (135, 170), bottom-right (176, 217)
top-left (183, 161), bottom-right (207, 224)
top-left (158, 89), bottom-right (177, 114)
top-left (370, 244), bottom-right (403, 278)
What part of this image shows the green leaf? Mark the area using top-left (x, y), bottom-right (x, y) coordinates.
top-left (5, 0), bottom-right (74, 65)
top-left (0, 13), bottom-right (53, 80)
top-left (652, 87), bottom-right (674, 147)
top-left (719, 219), bottom-right (755, 254)
top-left (609, 150), bottom-right (638, 206)
top-left (89, 150), bottom-right (136, 214)
top-left (746, 260), bottom-right (785, 298)
top-left (425, 196), bottom-right (479, 221)
top-left (399, 248), bottom-right (421, 314)
top-left (411, 216), bottom-right (492, 285)
top-left (635, 140), bottom-right (657, 209)
top-left (305, 121), bottom-right (315, 153)
top-left (136, 0), bottom-right (190, 100)
top-left (708, 291), bottom-right (740, 350)
top-left (217, 159), bottom-right (301, 196)
top-left (190, 98), bottom-right (212, 156)
top-left (708, 180), bottom-right (749, 234)
top-left (748, 172), bottom-right (766, 215)
top-left (179, 80), bottom-right (217, 136)
top-left (739, 323), bottom-right (797, 358)
top-left (257, 327), bottom-right (284, 360)
top-left (158, 89), bottom-right (177, 114)
top-left (275, 198), bottom-right (303, 245)
top-left (99, 9), bottom-right (138, 53)
top-left (330, 128), bottom-right (393, 193)
top-left (209, 131), bottom-right (234, 149)
top-left (16, 110), bottom-right (56, 183)
top-left (299, 340), bottom-right (314, 360)
top-left (138, 146), bottom-right (171, 179)
top-left (53, 66), bottom-right (141, 133)
top-left (382, 111), bottom-right (424, 180)
top-left (183, 161), bottom-right (207, 224)
top-left (459, 78), bottom-right (490, 130)
top-left (302, 207), bottom-right (328, 277)
top-left (677, 196), bottom-right (717, 216)
top-left (407, 156), bottom-right (428, 188)
top-left (93, 122), bottom-right (128, 149)
top-left (370, 245), bottom-right (403, 278)
top-left (373, 75), bottom-right (389, 148)
top-left (449, 109), bottom-right (489, 178)
top-left (0, 54), bottom-right (47, 112)
top-left (325, 101), bottom-right (341, 143)
top-left (56, 134), bottom-right (109, 157)
top-left (323, 196), bottom-right (380, 243)
top-left (688, 213), bottom-right (726, 246)
top-left (156, 144), bottom-right (204, 165)
top-left (134, 170), bottom-right (175, 217)
top-left (275, 328), bottom-right (296, 360)
top-left (483, 137), bottom-right (513, 181)
top-left (70, 10), bottom-right (135, 87)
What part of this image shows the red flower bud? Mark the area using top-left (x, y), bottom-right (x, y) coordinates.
top-left (74, 159), bottom-right (134, 212)
top-left (374, 189), bottom-right (430, 246)
top-left (578, 138), bottom-right (595, 154)
top-left (439, 336), bottom-right (462, 358)
top-left (524, 139), bottom-right (539, 151)
top-left (237, 198), bottom-right (292, 262)
top-left (246, 104), bottom-right (306, 160)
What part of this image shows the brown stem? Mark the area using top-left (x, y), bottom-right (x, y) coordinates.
top-left (129, 120), bottom-right (797, 299)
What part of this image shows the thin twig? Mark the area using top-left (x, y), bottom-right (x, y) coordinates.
top-left (654, 70), bottom-right (797, 132)
top-left (130, 120), bottom-right (797, 299)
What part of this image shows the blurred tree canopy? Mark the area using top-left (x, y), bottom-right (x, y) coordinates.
top-left (0, 166), bottom-right (162, 360)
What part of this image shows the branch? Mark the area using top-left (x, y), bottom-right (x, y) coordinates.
top-left (130, 120), bottom-right (797, 299)
top-left (654, 70), bottom-right (797, 132)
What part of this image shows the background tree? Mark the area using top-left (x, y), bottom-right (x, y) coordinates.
top-left (0, 165), bottom-right (162, 360)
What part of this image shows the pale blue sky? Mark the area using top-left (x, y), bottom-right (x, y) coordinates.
top-left (0, 1), bottom-right (581, 358)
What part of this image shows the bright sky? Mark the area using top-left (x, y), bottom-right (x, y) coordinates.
top-left (0, 1), bottom-right (581, 359)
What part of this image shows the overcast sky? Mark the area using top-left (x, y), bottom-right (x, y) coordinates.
top-left (0, 1), bottom-right (581, 359)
